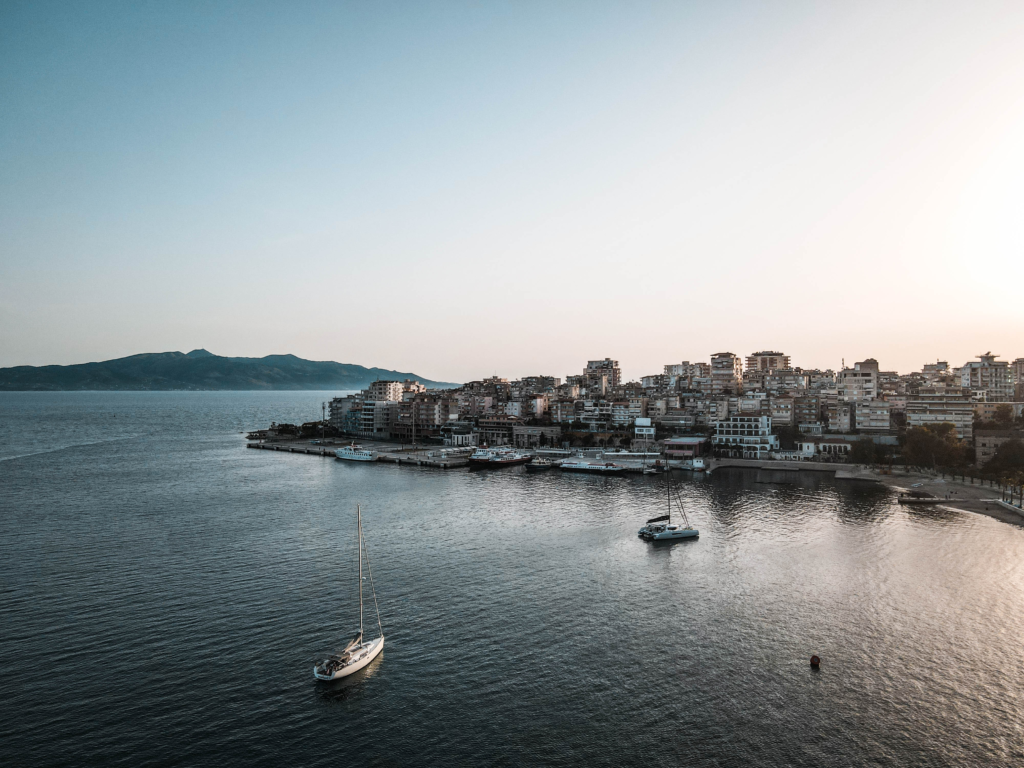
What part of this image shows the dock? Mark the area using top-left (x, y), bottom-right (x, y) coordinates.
top-left (247, 441), bottom-right (469, 468)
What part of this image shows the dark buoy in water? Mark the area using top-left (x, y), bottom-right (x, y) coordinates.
top-left (810, 655), bottom-right (821, 668)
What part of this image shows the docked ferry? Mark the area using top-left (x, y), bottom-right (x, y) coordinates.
top-left (467, 447), bottom-right (533, 467)
top-left (335, 445), bottom-right (378, 462)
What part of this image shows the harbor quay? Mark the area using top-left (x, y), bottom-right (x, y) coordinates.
top-left (246, 439), bottom-right (472, 469)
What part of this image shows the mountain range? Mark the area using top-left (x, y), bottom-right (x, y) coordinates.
top-left (0, 350), bottom-right (458, 391)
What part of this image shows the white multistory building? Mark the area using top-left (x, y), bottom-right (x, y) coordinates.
top-left (712, 415), bottom-right (779, 458)
top-left (366, 380), bottom-right (405, 402)
top-left (959, 353), bottom-right (1013, 402)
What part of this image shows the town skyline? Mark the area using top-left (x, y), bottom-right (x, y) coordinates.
top-left (3, 342), bottom-right (1021, 388)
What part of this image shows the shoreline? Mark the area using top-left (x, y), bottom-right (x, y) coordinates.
top-left (860, 468), bottom-right (1024, 527)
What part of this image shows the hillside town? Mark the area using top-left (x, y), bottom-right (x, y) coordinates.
top-left (293, 352), bottom-right (1024, 474)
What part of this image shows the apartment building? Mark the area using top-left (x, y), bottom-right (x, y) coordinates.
top-left (975, 429), bottom-right (1024, 466)
top-left (711, 352), bottom-right (743, 396)
top-left (1013, 359), bottom-right (1024, 400)
top-left (585, 359), bottom-right (621, 392)
top-left (974, 402), bottom-right (1024, 423)
top-left (837, 359), bottom-right (879, 402)
top-left (794, 395), bottom-right (822, 429)
top-left (477, 417), bottom-right (522, 446)
top-left (712, 415), bottom-right (779, 458)
top-left (546, 400), bottom-right (576, 423)
top-left (830, 403), bottom-right (854, 433)
top-left (359, 400), bottom-right (393, 436)
top-left (960, 353), bottom-right (1013, 402)
top-left (765, 370), bottom-right (809, 393)
top-left (512, 425), bottom-right (562, 448)
top-left (328, 394), bottom-right (361, 431)
top-left (745, 351), bottom-right (791, 372)
top-left (855, 399), bottom-right (892, 432)
top-left (642, 374), bottom-right (670, 390)
top-left (742, 371), bottom-right (767, 394)
top-left (769, 397), bottom-right (794, 427)
top-left (906, 388), bottom-right (974, 439)
top-left (366, 380), bottom-right (404, 402)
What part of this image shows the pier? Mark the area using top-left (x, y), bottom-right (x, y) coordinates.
top-left (247, 441), bottom-right (469, 468)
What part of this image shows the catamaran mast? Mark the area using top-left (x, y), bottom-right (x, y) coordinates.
top-left (666, 466), bottom-right (671, 524)
top-left (357, 504), bottom-right (363, 638)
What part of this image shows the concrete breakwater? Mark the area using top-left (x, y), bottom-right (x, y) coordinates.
top-left (246, 441), bottom-right (469, 468)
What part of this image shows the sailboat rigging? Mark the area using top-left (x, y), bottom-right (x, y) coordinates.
top-left (313, 504), bottom-right (385, 680)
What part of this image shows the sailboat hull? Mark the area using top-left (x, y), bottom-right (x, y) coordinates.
top-left (645, 528), bottom-right (698, 540)
top-left (313, 636), bottom-right (384, 681)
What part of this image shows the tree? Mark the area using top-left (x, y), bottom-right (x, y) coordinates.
top-left (850, 438), bottom-right (877, 464)
top-left (901, 424), bottom-right (971, 469)
top-left (983, 439), bottom-right (1024, 479)
top-left (994, 405), bottom-right (1014, 426)
top-left (775, 424), bottom-right (803, 450)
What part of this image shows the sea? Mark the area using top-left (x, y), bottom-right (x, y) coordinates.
top-left (2, 391), bottom-right (1024, 767)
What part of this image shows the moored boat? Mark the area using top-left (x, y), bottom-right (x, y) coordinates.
top-left (335, 445), bottom-right (378, 462)
top-left (313, 505), bottom-right (385, 681)
top-left (638, 466), bottom-right (699, 541)
top-left (467, 447), bottom-right (533, 468)
top-left (559, 460), bottom-right (625, 474)
top-left (525, 458), bottom-right (556, 472)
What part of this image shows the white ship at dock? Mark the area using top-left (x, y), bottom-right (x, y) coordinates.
top-left (335, 445), bottom-right (378, 462)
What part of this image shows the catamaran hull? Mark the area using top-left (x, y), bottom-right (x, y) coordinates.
top-left (640, 530), bottom-right (699, 541)
top-left (313, 636), bottom-right (384, 681)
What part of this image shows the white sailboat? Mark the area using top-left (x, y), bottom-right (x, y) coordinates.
top-left (313, 505), bottom-right (385, 680)
top-left (638, 468), bottom-right (699, 541)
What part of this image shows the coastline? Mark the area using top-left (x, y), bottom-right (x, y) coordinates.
top-left (856, 468), bottom-right (1024, 527)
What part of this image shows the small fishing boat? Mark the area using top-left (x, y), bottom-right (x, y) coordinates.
top-left (897, 490), bottom-right (943, 505)
top-left (314, 505), bottom-right (385, 681)
top-left (525, 458), bottom-right (556, 472)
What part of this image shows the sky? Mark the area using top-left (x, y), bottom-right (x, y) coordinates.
top-left (2, 1), bottom-right (1023, 382)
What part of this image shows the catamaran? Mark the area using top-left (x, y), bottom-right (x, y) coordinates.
top-left (313, 505), bottom-right (385, 681)
top-left (638, 469), bottom-right (699, 541)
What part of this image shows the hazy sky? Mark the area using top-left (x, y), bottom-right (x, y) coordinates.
top-left (2, 1), bottom-right (1023, 382)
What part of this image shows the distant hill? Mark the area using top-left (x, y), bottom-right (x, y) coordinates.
top-left (0, 350), bottom-right (459, 391)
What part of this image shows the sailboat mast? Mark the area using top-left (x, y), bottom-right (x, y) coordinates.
top-left (666, 467), bottom-right (671, 524)
top-left (357, 504), bottom-right (363, 638)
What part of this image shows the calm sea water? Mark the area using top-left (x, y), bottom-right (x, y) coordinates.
top-left (2, 392), bottom-right (1024, 767)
